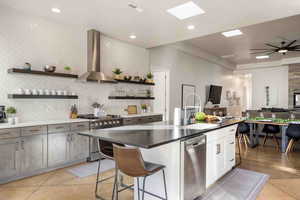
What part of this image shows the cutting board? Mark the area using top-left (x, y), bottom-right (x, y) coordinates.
top-left (127, 105), bottom-right (137, 115)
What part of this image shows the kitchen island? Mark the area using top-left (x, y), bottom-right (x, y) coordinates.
top-left (78, 119), bottom-right (242, 200)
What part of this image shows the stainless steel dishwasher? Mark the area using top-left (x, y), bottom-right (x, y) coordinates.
top-left (181, 135), bottom-right (206, 200)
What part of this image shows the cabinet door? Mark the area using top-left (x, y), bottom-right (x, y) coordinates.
top-left (225, 134), bottom-right (235, 172)
top-left (69, 133), bottom-right (89, 161)
top-left (21, 135), bottom-right (47, 173)
top-left (206, 141), bottom-right (217, 188)
top-left (48, 132), bottom-right (69, 167)
top-left (216, 138), bottom-right (225, 179)
top-left (0, 138), bottom-right (20, 180)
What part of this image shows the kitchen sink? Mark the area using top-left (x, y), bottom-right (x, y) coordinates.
top-left (186, 123), bottom-right (218, 130)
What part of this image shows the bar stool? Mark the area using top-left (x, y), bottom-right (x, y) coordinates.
top-left (112, 144), bottom-right (168, 200)
top-left (95, 140), bottom-right (125, 200)
top-left (262, 124), bottom-right (280, 150)
top-left (285, 124), bottom-right (300, 154)
top-left (237, 123), bottom-right (250, 147)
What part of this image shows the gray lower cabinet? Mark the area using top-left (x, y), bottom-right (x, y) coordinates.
top-left (69, 133), bottom-right (89, 161)
top-left (123, 115), bottom-right (163, 125)
top-left (20, 134), bottom-right (47, 173)
top-left (0, 138), bottom-right (19, 180)
top-left (48, 132), bottom-right (69, 167)
top-left (48, 122), bottom-right (89, 168)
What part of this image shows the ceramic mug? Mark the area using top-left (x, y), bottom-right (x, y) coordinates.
top-left (57, 90), bottom-right (63, 95)
top-left (32, 89), bottom-right (38, 95)
top-left (45, 89), bottom-right (50, 95)
top-left (71, 92), bottom-right (76, 96)
top-left (25, 89), bottom-right (31, 95)
top-left (51, 90), bottom-right (56, 95)
top-left (17, 88), bottom-right (24, 95)
top-left (38, 89), bottom-right (44, 95)
top-left (63, 90), bottom-right (68, 96)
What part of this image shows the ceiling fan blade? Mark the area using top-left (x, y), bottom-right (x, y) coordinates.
top-left (265, 43), bottom-right (280, 49)
top-left (286, 40), bottom-right (297, 48)
top-left (250, 51), bottom-right (273, 54)
top-left (267, 51), bottom-right (276, 55)
top-left (250, 49), bottom-right (272, 51)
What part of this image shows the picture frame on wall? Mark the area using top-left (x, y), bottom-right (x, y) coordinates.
top-left (181, 84), bottom-right (196, 109)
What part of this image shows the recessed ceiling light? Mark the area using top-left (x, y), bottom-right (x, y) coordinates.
top-left (167, 1), bottom-right (205, 20)
top-left (222, 29), bottom-right (243, 37)
top-left (129, 35), bottom-right (136, 39)
top-left (187, 25), bottom-right (195, 30)
top-left (51, 8), bottom-right (61, 13)
top-left (256, 55), bottom-right (270, 59)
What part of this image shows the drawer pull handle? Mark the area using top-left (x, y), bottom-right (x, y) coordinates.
top-left (55, 126), bottom-right (65, 129)
top-left (230, 129), bottom-right (235, 132)
top-left (1, 132), bottom-right (11, 135)
top-left (30, 129), bottom-right (40, 132)
top-left (77, 125), bottom-right (85, 127)
top-left (230, 159), bottom-right (234, 162)
top-left (230, 142), bottom-right (234, 145)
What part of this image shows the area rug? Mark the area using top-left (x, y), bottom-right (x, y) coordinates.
top-left (199, 168), bottom-right (269, 200)
top-left (68, 159), bottom-right (115, 178)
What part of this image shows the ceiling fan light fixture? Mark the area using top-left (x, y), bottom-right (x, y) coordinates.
top-left (256, 55), bottom-right (270, 59)
top-left (278, 49), bottom-right (288, 54)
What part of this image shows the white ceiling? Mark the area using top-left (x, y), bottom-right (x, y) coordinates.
top-left (1, 0), bottom-right (300, 48)
top-left (185, 14), bottom-right (300, 65)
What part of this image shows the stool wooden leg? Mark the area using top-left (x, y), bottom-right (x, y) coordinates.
top-left (246, 135), bottom-right (250, 144)
top-left (112, 168), bottom-right (119, 200)
top-left (162, 169), bottom-right (168, 200)
top-left (272, 134), bottom-right (280, 150)
top-left (285, 139), bottom-right (294, 154)
top-left (291, 140), bottom-right (297, 152)
top-left (263, 133), bottom-right (268, 147)
top-left (243, 134), bottom-right (248, 146)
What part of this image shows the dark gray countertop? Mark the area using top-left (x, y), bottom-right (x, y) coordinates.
top-left (78, 119), bottom-right (243, 149)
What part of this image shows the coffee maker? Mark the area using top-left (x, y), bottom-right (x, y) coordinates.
top-left (0, 106), bottom-right (6, 123)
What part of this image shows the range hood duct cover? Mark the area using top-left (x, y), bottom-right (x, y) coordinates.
top-left (79, 29), bottom-right (116, 83)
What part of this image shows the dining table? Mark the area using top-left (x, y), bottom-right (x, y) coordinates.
top-left (244, 119), bottom-right (291, 153)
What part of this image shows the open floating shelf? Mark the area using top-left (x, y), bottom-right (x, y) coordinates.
top-left (115, 79), bottom-right (155, 85)
top-left (8, 94), bottom-right (78, 99)
top-left (8, 68), bottom-right (78, 79)
top-left (108, 96), bottom-right (155, 100)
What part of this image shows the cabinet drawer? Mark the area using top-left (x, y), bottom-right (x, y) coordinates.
top-left (21, 126), bottom-right (47, 136)
top-left (0, 128), bottom-right (21, 139)
top-left (71, 122), bottom-right (89, 131)
top-left (145, 115), bottom-right (163, 123)
top-left (123, 118), bottom-right (139, 125)
top-left (48, 124), bottom-right (70, 133)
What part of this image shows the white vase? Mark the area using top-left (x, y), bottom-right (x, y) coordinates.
top-left (8, 117), bottom-right (15, 125)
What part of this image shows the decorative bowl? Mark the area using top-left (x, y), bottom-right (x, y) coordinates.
top-left (44, 65), bottom-right (56, 73)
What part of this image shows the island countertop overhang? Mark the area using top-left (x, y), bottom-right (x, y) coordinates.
top-left (78, 119), bottom-right (243, 149)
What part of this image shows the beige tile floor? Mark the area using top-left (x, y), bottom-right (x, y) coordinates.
top-left (1, 145), bottom-right (300, 200)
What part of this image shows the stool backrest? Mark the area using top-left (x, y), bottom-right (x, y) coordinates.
top-left (113, 144), bottom-right (148, 177)
top-left (287, 124), bottom-right (300, 139)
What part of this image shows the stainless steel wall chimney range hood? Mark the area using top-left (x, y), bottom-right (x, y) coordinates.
top-left (79, 29), bottom-right (117, 83)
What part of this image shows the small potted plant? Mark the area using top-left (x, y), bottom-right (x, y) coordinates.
top-left (146, 72), bottom-right (154, 83)
top-left (64, 66), bottom-right (72, 74)
top-left (141, 104), bottom-right (148, 113)
top-left (112, 68), bottom-right (123, 80)
top-left (6, 106), bottom-right (17, 125)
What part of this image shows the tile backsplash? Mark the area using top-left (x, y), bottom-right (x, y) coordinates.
top-left (0, 6), bottom-right (150, 122)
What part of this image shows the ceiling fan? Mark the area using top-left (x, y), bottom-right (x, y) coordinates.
top-left (250, 40), bottom-right (300, 56)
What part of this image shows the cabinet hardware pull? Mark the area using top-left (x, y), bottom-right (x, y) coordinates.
top-left (55, 126), bottom-right (65, 129)
top-left (230, 142), bottom-right (234, 144)
top-left (77, 125), bottom-right (85, 127)
top-left (230, 129), bottom-right (235, 132)
top-left (21, 140), bottom-right (25, 150)
top-left (0, 132), bottom-right (11, 135)
top-left (30, 129), bottom-right (40, 132)
top-left (230, 159), bottom-right (234, 162)
top-left (15, 142), bottom-right (19, 151)
top-left (216, 144), bottom-right (221, 154)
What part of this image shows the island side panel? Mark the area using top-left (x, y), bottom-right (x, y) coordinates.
top-left (135, 140), bottom-right (181, 200)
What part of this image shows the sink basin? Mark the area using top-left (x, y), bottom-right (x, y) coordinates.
top-left (186, 123), bottom-right (218, 130)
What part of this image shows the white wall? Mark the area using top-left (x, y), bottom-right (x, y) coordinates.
top-left (0, 6), bottom-right (150, 122)
top-left (236, 66), bottom-right (289, 109)
top-left (150, 45), bottom-right (238, 118)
